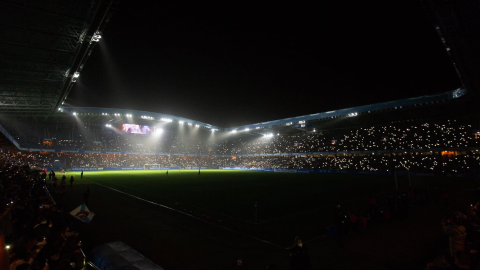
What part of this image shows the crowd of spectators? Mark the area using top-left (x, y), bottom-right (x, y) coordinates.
top-left (5, 119), bottom-right (480, 174)
top-left (4, 119), bottom-right (480, 156)
top-left (0, 152), bottom-right (85, 270)
top-left (427, 194), bottom-right (480, 269)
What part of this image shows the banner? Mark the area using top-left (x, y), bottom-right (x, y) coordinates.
top-left (71, 167), bottom-right (101, 171)
top-left (70, 203), bottom-right (95, 223)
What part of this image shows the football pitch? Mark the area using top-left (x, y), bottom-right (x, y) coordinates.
top-left (70, 169), bottom-right (403, 221)
top-left (54, 169), bottom-right (456, 269)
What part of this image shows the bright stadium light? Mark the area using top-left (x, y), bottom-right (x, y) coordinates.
top-left (299, 120), bottom-right (305, 124)
top-left (179, 121), bottom-right (184, 124)
top-left (91, 31), bottom-right (102, 43)
top-left (263, 133), bottom-right (274, 138)
top-left (211, 129), bottom-right (215, 132)
top-left (256, 127), bottom-right (260, 129)
top-left (105, 124), bottom-right (111, 127)
top-left (195, 124), bottom-right (200, 127)
top-left (71, 72), bottom-right (80, 82)
top-left (188, 123), bottom-right (192, 126)
top-left (348, 112), bottom-right (358, 117)
top-left (231, 130), bottom-right (237, 133)
top-left (126, 114), bottom-right (132, 117)
top-left (72, 112), bottom-right (77, 116)
top-left (161, 118), bottom-right (172, 122)
top-left (245, 128), bottom-right (250, 131)
top-left (286, 122), bottom-right (293, 126)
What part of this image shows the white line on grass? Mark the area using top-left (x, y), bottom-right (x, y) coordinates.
top-left (86, 179), bottom-right (288, 249)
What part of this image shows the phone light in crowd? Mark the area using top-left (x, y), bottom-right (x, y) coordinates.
top-left (6, 245), bottom-right (10, 250)
top-left (277, 133), bottom-right (280, 136)
top-left (160, 118), bottom-right (172, 122)
top-left (105, 124), bottom-right (112, 127)
top-left (348, 112), bottom-right (358, 117)
top-left (179, 121), bottom-right (184, 124)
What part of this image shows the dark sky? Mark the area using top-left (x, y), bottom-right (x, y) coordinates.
top-left (66, 1), bottom-right (461, 128)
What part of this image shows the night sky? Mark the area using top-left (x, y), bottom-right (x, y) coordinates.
top-left (66, 1), bottom-right (461, 128)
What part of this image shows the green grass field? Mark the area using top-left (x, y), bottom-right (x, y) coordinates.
top-left (69, 169), bottom-right (404, 221)
top-left (52, 169), bottom-right (461, 269)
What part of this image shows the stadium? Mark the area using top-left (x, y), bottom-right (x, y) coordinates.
top-left (1, 1), bottom-right (480, 270)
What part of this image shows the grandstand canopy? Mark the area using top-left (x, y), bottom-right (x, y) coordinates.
top-left (0, 0), bottom-right (116, 116)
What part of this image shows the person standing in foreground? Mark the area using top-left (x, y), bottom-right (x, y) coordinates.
top-left (290, 237), bottom-right (311, 270)
top-left (81, 170), bottom-right (83, 179)
top-left (70, 176), bottom-right (74, 187)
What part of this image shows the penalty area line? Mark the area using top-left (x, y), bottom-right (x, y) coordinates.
top-left (85, 179), bottom-right (287, 249)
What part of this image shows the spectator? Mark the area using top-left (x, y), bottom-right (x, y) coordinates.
top-left (290, 237), bottom-right (311, 270)
top-left (442, 218), bottom-right (467, 260)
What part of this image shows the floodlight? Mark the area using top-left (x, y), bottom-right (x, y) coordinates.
top-left (179, 121), bottom-right (184, 124)
top-left (91, 31), bottom-right (102, 43)
top-left (263, 133), bottom-right (273, 138)
top-left (211, 129), bottom-right (215, 132)
top-left (71, 72), bottom-right (80, 82)
top-left (245, 128), bottom-right (250, 131)
top-left (126, 114), bottom-right (132, 117)
top-left (58, 108), bottom-right (61, 111)
top-left (72, 112), bottom-right (77, 116)
top-left (161, 118), bottom-right (172, 122)
top-left (231, 130), bottom-right (237, 133)
top-left (286, 122), bottom-right (293, 126)
top-left (256, 127), bottom-right (260, 129)
top-left (188, 123), bottom-right (192, 126)
top-left (195, 124), bottom-right (199, 127)
top-left (299, 120), bottom-right (305, 124)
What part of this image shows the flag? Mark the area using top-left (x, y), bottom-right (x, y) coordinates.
top-left (70, 203), bottom-right (95, 223)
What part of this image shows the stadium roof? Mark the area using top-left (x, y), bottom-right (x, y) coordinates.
top-left (423, 0), bottom-right (480, 106)
top-left (0, 0), bottom-right (117, 116)
top-left (55, 88), bottom-right (467, 132)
